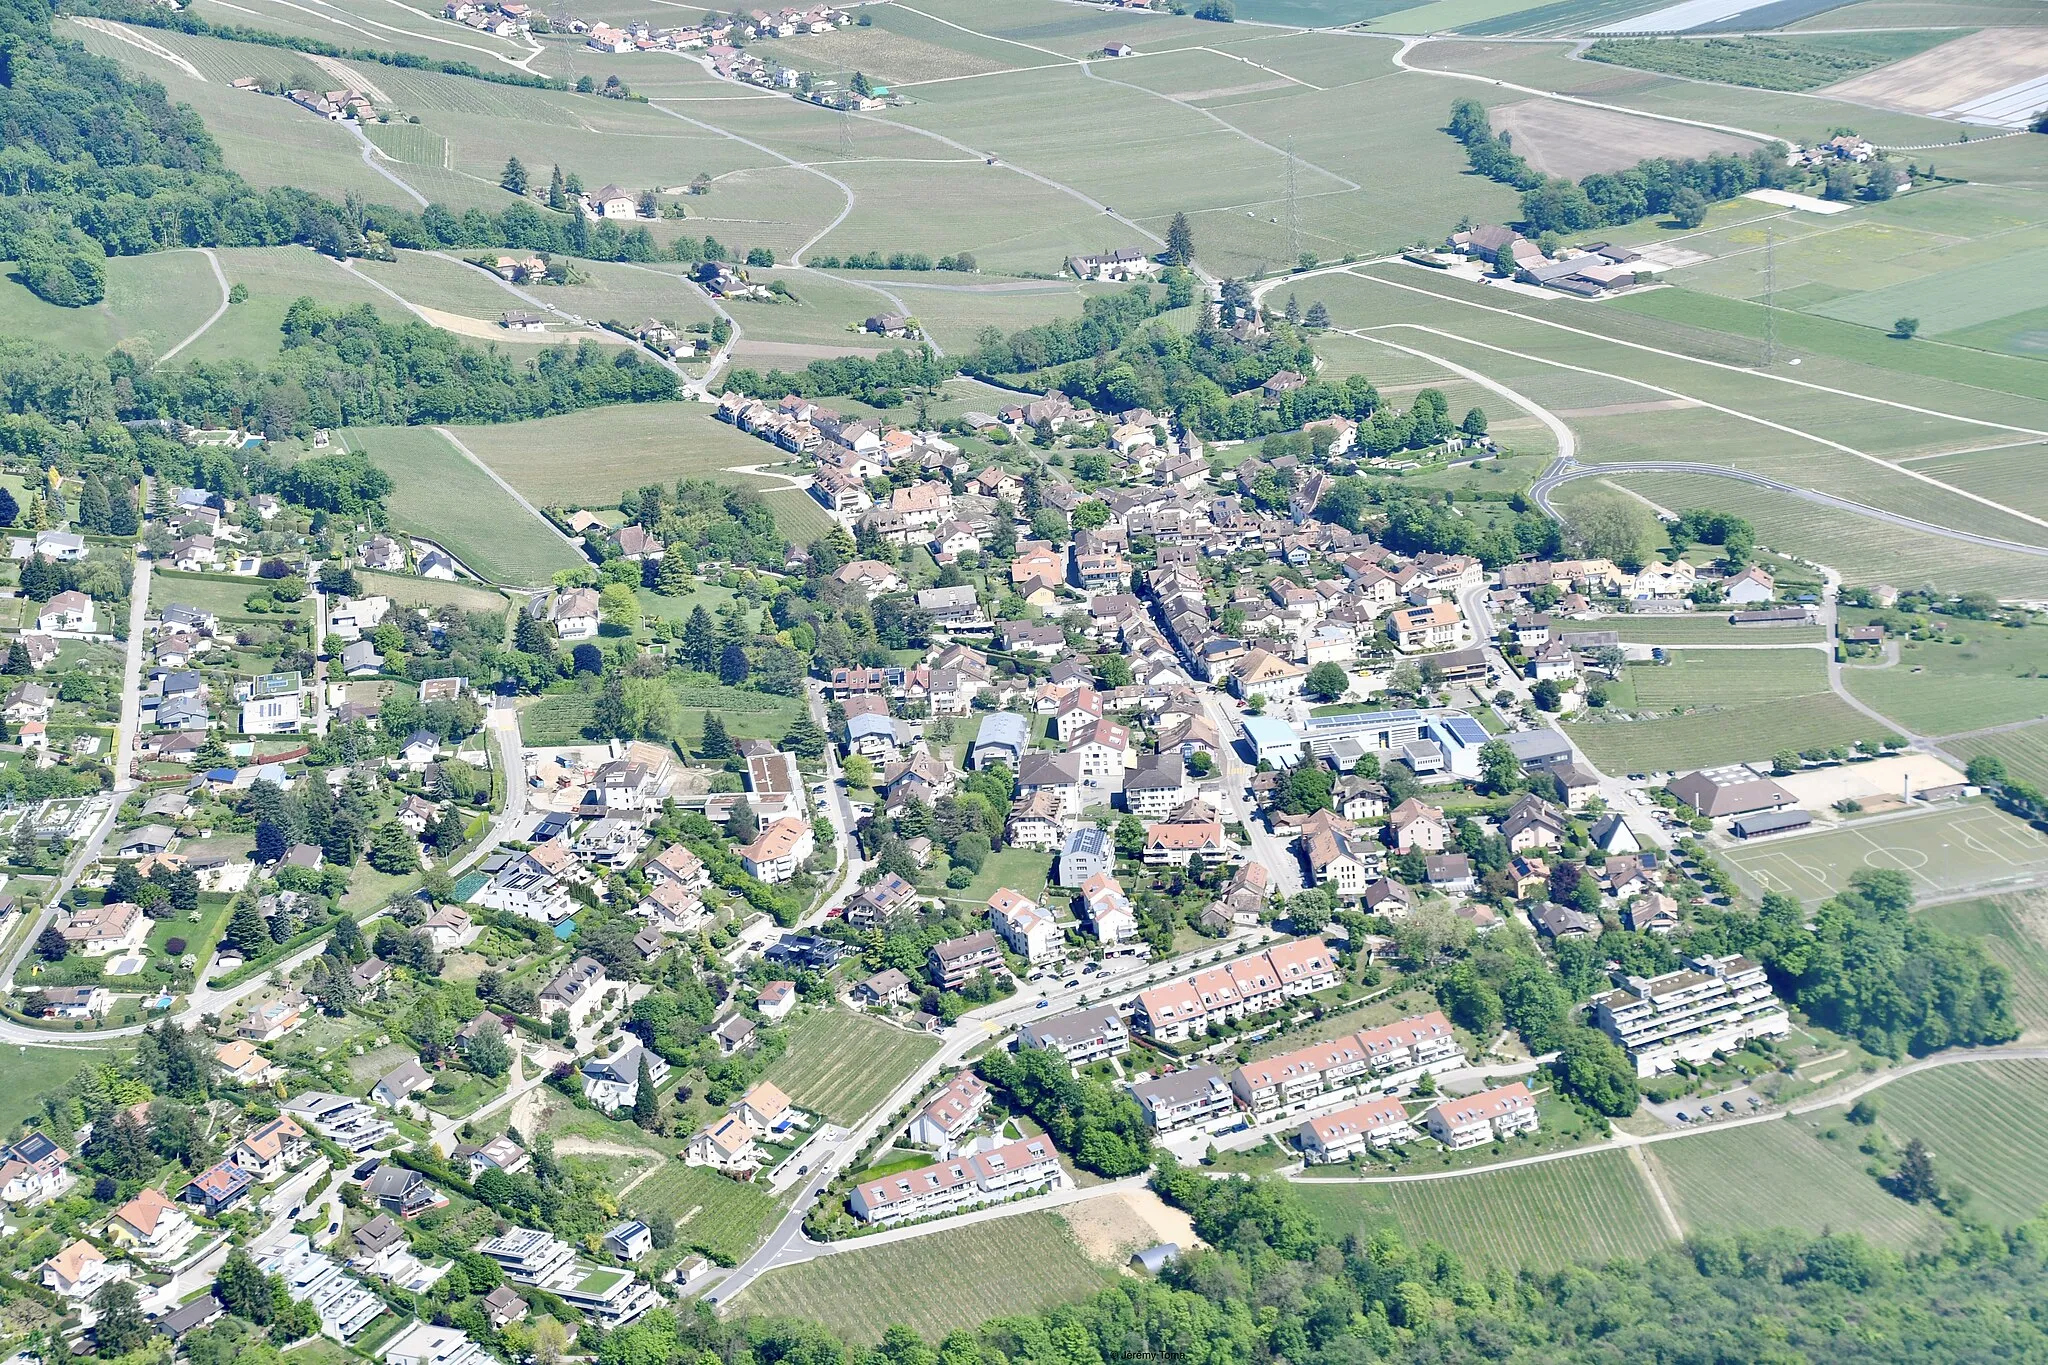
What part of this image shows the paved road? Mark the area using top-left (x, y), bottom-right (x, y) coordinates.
top-left (1531, 458), bottom-right (2048, 558)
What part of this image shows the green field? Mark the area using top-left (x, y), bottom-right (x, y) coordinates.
top-left (518, 680), bottom-right (803, 749)
top-left (1293, 1149), bottom-right (1672, 1272)
top-left (625, 1162), bottom-right (784, 1264)
top-left (347, 426), bottom-right (584, 587)
top-left (0, 250), bottom-right (222, 360)
top-left (0, 1044), bottom-right (119, 1134)
top-left (762, 1010), bottom-right (941, 1126)
top-left (1916, 893), bottom-right (2048, 1039)
top-left (1567, 647), bottom-right (1887, 772)
top-left (451, 406), bottom-right (783, 508)
top-left (1847, 1059), bottom-right (2048, 1228)
top-left (1610, 615), bottom-right (1826, 646)
top-left (150, 571), bottom-right (307, 623)
top-left (355, 571), bottom-right (510, 617)
top-left (1646, 1119), bottom-right (1947, 1248)
top-left (1946, 720), bottom-right (2048, 790)
top-left (734, 1212), bottom-right (1111, 1344)
top-left (1843, 612), bottom-right (2048, 735)
top-left (1581, 33), bottom-right (1956, 92)
top-left (1723, 804), bottom-right (2048, 904)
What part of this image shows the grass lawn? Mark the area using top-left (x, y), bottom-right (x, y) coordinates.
top-left (1292, 1148), bottom-right (1672, 1272)
top-left (625, 1162), bottom-right (784, 1264)
top-left (1645, 1117), bottom-right (1946, 1249)
top-left (347, 425), bottom-right (584, 588)
top-left (763, 1010), bottom-right (941, 1126)
top-left (149, 571), bottom-right (306, 624)
top-left (421, 1067), bottom-right (508, 1117)
top-left (733, 1211), bottom-right (1112, 1344)
top-left (0, 249), bottom-right (224, 359)
top-left (355, 571), bottom-right (511, 618)
top-left (1610, 616), bottom-right (1826, 646)
top-left (934, 844), bottom-right (1056, 913)
top-left (451, 406), bottom-right (789, 508)
top-left (518, 679), bottom-right (803, 748)
top-left (1843, 614), bottom-right (2048, 735)
top-left (0, 1044), bottom-right (122, 1132)
top-left (1723, 803), bottom-right (2048, 904)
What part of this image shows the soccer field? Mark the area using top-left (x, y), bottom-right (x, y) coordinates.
top-left (1724, 804), bottom-right (2048, 903)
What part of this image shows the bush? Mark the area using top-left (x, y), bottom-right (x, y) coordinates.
top-left (165, 937), bottom-right (187, 955)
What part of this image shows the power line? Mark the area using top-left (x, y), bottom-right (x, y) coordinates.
top-left (1286, 136), bottom-right (1301, 265)
top-left (1761, 222), bottom-right (1777, 368)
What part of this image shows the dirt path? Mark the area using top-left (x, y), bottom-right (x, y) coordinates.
top-left (73, 17), bottom-right (204, 80)
top-left (159, 249), bottom-right (231, 365)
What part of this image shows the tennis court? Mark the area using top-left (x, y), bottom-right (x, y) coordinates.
top-left (1725, 804), bottom-right (2048, 903)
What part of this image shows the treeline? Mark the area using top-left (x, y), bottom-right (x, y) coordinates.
top-left (722, 346), bottom-right (951, 405)
top-left (978, 1046), bottom-right (1153, 1176)
top-left (1446, 98), bottom-right (1791, 233)
top-left (962, 275), bottom-right (1194, 376)
top-left (1313, 479), bottom-right (1566, 568)
top-left (70, 0), bottom-right (567, 90)
top-left (1693, 868), bottom-right (2016, 1057)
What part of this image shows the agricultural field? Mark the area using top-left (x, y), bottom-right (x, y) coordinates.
top-left (624, 1162), bottom-right (785, 1264)
top-left (1645, 1118), bottom-right (1948, 1247)
top-left (1817, 28), bottom-right (2048, 126)
top-left (1609, 615), bottom-right (1827, 645)
top-left (1566, 647), bottom-right (1886, 772)
top-left (1581, 32), bottom-right (1956, 92)
top-left (1840, 608), bottom-right (2048, 733)
top-left (1723, 803), bottom-right (2048, 903)
top-left (181, 246), bottom-right (410, 366)
top-left (734, 1212), bottom-right (1113, 1344)
top-left (345, 426), bottom-right (585, 587)
top-left (762, 1010), bottom-right (941, 1125)
top-left (1291, 1150), bottom-right (1673, 1272)
top-left (1823, 1060), bottom-right (2048, 1229)
top-left (452, 406), bottom-right (789, 508)
top-left (1945, 720), bottom-right (2048, 789)
top-left (1915, 893), bottom-right (2048, 1038)
top-left (1490, 98), bottom-right (1765, 178)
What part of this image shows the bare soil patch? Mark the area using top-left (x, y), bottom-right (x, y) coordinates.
top-left (1491, 100), bottom-right (1764, 179)
top-left (413, 305), bottom-right (612, 345)
top-left (1555, 399), bottom-right (1702, 417)
top-left (1060, 1189), bottom-right (1201, 1267)
top-left (1820, 28), bottom-right (2048, 113)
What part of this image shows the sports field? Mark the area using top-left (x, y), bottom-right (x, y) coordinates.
top-left (1646, 1119), bottom-right (1947, 1248)
top-left (1291, 1149), bottom-right (1672, 1272)
top-left (762, 1010), bottom-right (942, 1125)
top-left (734, 1212), bottom-right (1111, 1343)
top-left (1724, 804), bottom-right (2048, 904)
top-left (625, 1162), bottom-right (784, 1264)
top-left (1849, 1058), bottom-right (2048, 1228)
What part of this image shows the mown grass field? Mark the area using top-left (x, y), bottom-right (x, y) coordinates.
top-left (1293, 1150), bottom-right (1671, 1272)
top-left (451, 406), bottom-right (780, 508)
top-left (734, 1212), bottom-right (1111, 1344)
top-left (1848, 1059), bottom-right (2048, 1228)
top-left (622, 1162), bottom-right (784, 1264)
top-left (518, 680), bottom-right (803, 748)
top-left (1647, 1119), bottom-right (1947, 1248)
top-left (347, 426), bottom-right (584, 587)
top-left (0, 1045), bottom-right (118, 1134)
top-left (1915, 893), bottom-right (2048, 1038)
top-left (355, 572), bottom-right (510, 617)
top-left (763, 1010), bottom-right (941, 1126)
top-left (1724, 803), bottom-right (2048, 904)
top-left (149, 571), bottom-right (306, 623)
top-left (1842, 610), bottom-right (2048, 734)
top-left (1610, 615), bottom-right (1826, 645)
top-left (0, 250), bottom-right (221, 360)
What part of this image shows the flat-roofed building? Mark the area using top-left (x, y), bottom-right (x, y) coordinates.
top-left (1589, 953), bottom-right (1790, 1077)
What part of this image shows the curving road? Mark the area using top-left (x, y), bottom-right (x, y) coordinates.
top-left (1530, 458), bottom-right (2048, 559)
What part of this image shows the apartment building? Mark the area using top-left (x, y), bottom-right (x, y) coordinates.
top-left (1019, 1004), bottom-right (1130, 1070)
top-left (906, 1072), bottom-right (989, 1154)
top-left (476, 1228), bottom-right (577, 1285)
top-left (1589, 953), bottom-right (1790, 1077)
top-left (849, 1136), bottom-right (1063, 1224)
top-left (251, 1230), bottom-right (386, 1340)
top-left (1130, 939), bottom-right (1338, 1042)
top-left (1421, 1082), bottom-right (1539, 1150)
top-left (1131, 1065), bottom-right (1236, 1133)
top-left (738, 816), bottom-right (815, 883)
top-left (989, 888), bottom-right (1062, 964)
top-left (1298, 1096), bottom-right (1416, 1163)
top-left (928, 930), bottom-right (1004, 989)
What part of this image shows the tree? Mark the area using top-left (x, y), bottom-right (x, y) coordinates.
top-left (502, 156), bottom-right (528, 194)
top-left (571, 642), bottom-right (603, 675)
top-left (225, 898), bottom-right (272, 957)
top-left (1967, 754), bottom-right (2008, 788)
top-left (841, 753), bottom-right (875, 787)
top-left (1115, 814), bottom-right (1146, 859)
top-left (1891, 316), bottom-right (1920, 340)
top-left (1669, 187), bottom-right (1709, 228)
top-left (1561, 493), bottom-right (1654, 571)
top-left (598, 582), bottom-right (639, 631)
top-left (1304, 661), bottom-right (1349, 700)
top-left (0, 486), bottom-right (17, 527)
top-left (699, 713), bottom-right (733, 760)
top-left (719, 641), bottom-right (750, 685)
top-left (725, 797), bottom-right (758, 843)
top-left (36, 924), bottom-right (67, 961)
top-left (1891, 1137), bottom-right (1940, 1203)
top-left (1530, 679), bottom-right (1561, 712)
top-left (216, 1249), bottom-right (273, 1322)
top-left (1551, 1027), bottom-right (1639, 1116)
top-left (1304, 301), bottom-right (1329, 329)
top-left (782, 716), bottom-right (827, 759)
top-left (631, 1052), bottom-right (660, 1127)
top-left (1478, 739), bottom-right (1519, 795)
top-left (1165, 211), bottom-right (1194, 266)
top-left (1461, 407), bottom-right (1488, 437)
top-left (92, 1278), bottom-right (149, 1357)
top-left (367, 823), bottom-right (420, 875)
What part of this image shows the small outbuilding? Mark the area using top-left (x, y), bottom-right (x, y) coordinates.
top-left (1130, 1243), bottom-right (1181, 1275)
